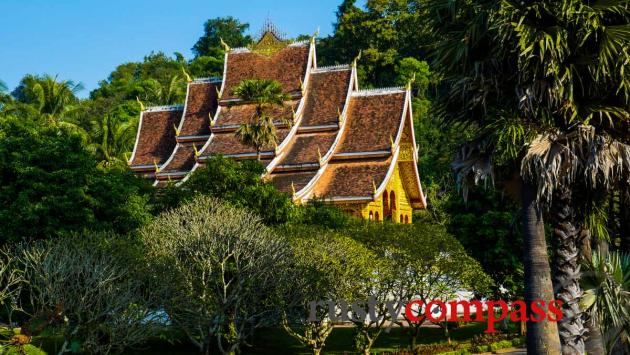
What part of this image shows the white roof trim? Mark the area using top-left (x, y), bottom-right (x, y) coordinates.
top-left (192, 77), bottom-right (222, 84)
top-left (144, 104), bottom-right (184, 112)
top-left (312, 64), bottom-right (351, 73)
top-left (352, 87), bottom-right (405, 96)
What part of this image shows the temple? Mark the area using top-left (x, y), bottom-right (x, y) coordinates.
top-left (129, 25), bottom-right (426, 223)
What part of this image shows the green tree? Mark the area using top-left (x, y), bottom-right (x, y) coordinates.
top-left (231, 79), bottom-right (291, 161)
top-left (581, 250), bottom-right (630, 354)
top-left (10, 74), bottom-right (84, 132)
top-left (280, 225), bottom-right (374, 355)
top-left (21, 233), bottom-right (159, 354)
top-left (0, 117), bottom-right (152, 242)
top-left (141, 197), bottom-right (291, 355)
top-left (192, 17), bottom-right (252, 57)
top-left (160, 156), bottom-right (295, 225)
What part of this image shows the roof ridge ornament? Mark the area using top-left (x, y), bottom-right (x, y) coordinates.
top-left (193, 143), bottom-right (200, 157)
top-left (352, 50), bottom-right (362, 68)
top-left (220, 37), bottom-right (231, 51)
top-left (173, 123), bottom-right (181, 136)
top-left (406, 73), bottom-right (416, 91)
top-left (136, 97), bottom-right (145, 111)
top-left (181, 67), bottom-right (192, 83)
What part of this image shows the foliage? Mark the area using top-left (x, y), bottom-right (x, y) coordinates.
top-left (444, 189), bottom-right (523, 299)
top-left (141, 197), bottom-right (292, 355)
top-left (581, 250), bottom-right (630, 354)
top-left (159, 156), bottom-right (296, 225)
top-left (0, 117), bottom-right (153, 242)
top-left (20, 233), bottom-right (160, 354)
top-left (192, 17), bottom-right (252, 57)
top-left (10, 74), bottom-right (83, 123)
top-left (279, 225), bottom-right (375, 355)
top-left (319, 0), bottom-right (429, 86)
top-left (231, 79), bottom-right (291, 160)
top-left (352, 221), bottom-right (493, 347)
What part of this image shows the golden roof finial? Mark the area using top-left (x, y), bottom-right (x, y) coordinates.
top-left (153, 159), bottom-right (160, 173)
top-left (291, 181), bottom-right (296, 196)
top-left (338, 107), bottom-right (344, 123)
top-left (220, 37), bottom-right (231, 51)
top-left (352, 50), bottom-right (362, 68)
top-left (193, 143), bottom-right (200, 157)
top-left (215, 86), bottom-right (222, 99)
top-left (372, 179), bottom-right (378, 195)
top-left (310, 27), bottom-right (320, 45)
top-left (173, 123), bottom-right (180, 136)
top-left (181, 67), bottom-right (192, 83)
top-left (136, 96), bottom-right (145, 111)
top-left (406, 73), bottom-right (416, 91)
top-left (317, 147), bottom-right (322, 163)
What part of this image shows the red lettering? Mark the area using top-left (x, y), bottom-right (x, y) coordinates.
top-left (426, 300), bottom-right (447, 322)
top-left (484, 300), bottom-right (509, 333)
top-left (405, 300), bottom-right (424, 323)
top-left (547, 300), bottom-right (564, 322)
top-left (530, 300), bottom-right (546, 322)
top-left (509, 300), bottom-right (528, 322)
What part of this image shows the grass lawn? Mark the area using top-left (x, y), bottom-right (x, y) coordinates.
top-left (115, 322), bottom-right (497, 354)
top-left (31, 321), bottom-right (520, 354)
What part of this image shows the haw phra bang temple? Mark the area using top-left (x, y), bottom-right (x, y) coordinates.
top-left (129, 26), bottom-right (426, 223)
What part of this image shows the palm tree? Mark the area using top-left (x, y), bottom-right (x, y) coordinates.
top-left (12, 74), bottom-right (84, 122)
top-left (87, 112), bottom-right (138, 167)
top-left (521, 127), bottom-right (630, 354)
top-left (426, 0), bottom-right (630, 353)
top-left (231, 79), bottom-right (290, 161)
top-left (141, 75), bottom-right (186, 106)
top-left (581, 250), bottom-right (630, 354)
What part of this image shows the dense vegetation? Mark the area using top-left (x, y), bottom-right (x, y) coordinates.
top-left (0, 0), bottom-right (629, 354)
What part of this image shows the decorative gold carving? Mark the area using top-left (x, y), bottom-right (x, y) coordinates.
top-left (399, 143), bottom-right (414, 162)
top-left (250, 31), bottom-right (288, 57)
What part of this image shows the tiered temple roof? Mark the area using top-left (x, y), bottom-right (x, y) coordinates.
top-left (130, 27), bottom-right (426, 219)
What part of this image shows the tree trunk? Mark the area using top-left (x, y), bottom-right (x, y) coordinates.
top-left (620, 183), bottom-right (630, 253)
top-left (552, 186), bottom-right (586, 355)
top-left (521, 180), bottom-right (562, 355)
top-left (584, 317), bottom-right (605, 355)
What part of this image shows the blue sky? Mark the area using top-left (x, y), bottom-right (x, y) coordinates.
top-left (0, 0), bottom-right (345, 97)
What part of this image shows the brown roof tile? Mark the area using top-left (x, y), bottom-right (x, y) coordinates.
top-left (277, 132), bottom-right (337, 165)
top-left (214, 99), bottom-right (299, 127)
top-left (201, 129), bottom-right (290, 157)
top-left (301, 69), bottom-right (352, 127)
top-left (179, 82), bottom-right (219, 137)
top-left (336, 93), bottom-right (405, 154)
top-left (271, 171), bottom-right (317, 193)
top-left (221, 44), bottom-right (310, 100)
top-left (130, 108), bottom-right (182, 167)
top-left (158, 143), bottom-right (197, 174)
top-left (311, 157), bottom-right (393, 198)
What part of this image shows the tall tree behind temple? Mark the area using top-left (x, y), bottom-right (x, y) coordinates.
top-left (319, 0), bottom-right (427, 87)
top-left (192, 17), bottom-right (252, 57)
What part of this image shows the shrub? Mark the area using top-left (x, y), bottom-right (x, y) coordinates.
top-left (20, 233), bottom-right (159, 354)
top-left (141, 196), bottom-right (292, 355)
top-left (489, 340), bottom-right (514, 351)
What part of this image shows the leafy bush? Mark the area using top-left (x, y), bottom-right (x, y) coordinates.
top-left (0, 117), bottom-right (153, 243)
top-left (489, 340), bottom-right (514, 351)
top-left (20, 233), bottom-right (159, 354)
top-left (158, 156), bottom-right (296, 224)
top-left (141, 196), bottom-right (292, 355)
